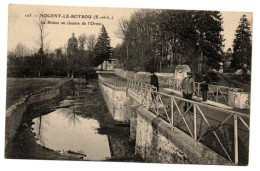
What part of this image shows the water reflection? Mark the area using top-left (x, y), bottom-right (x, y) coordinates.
top-left (32, 108), bottom-right (111, 160)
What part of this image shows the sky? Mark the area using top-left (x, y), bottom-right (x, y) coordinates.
top-left (8, 4), bottom-right (253, 52)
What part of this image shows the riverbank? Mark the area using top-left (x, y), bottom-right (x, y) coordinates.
top-left (5, 99), bottom-right (76, 160)
top-left (6, 78), bottom-right (67, 108)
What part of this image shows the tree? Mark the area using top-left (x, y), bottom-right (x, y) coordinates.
top-left (78, 33), bottom-right (87, 51)
top-left (55, 48), bottom-right (63, 58)
top-left (13, 43), bottom-right (31, 57)
top-left (92, 25), bottom-right (112, 68)
top-left (86, 34), bottom-right (97, 51)
top-left (35, 47), bottom-right (46, 77)
top-left (115, 17), bottom-right (130, 63)
top-left (231, 15), bottom-right (252, 70)
top-left (116, 9), bottom-right (224, 74)
top-left (67, 33), bottom-right (78, 78)
top-left (35, 13), bottom-right (49, 51)
top-left (177, 11), bottom-right (224, 74)
top-left (7, 43), bottom-right (33, 77)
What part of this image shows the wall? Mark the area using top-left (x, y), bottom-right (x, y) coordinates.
top-left (98, 75), bottom-right (131, 122)
top-left (128, 95), bottom-right (140, 141)
top-left (115, 68), bottom-right (174, 86)
top-left (228, 88), bottom-right (250, 109)
top-left (134, 107), bottom-right (232, 165)
top-left (5, 79), bottom-right (73, 146)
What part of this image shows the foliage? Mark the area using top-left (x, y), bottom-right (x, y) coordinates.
top-left (231, 15), bottom-right (252, 70)
top-left (7, 32), bottom-right (99, 78)
top-left (208, 71), bottom-right (220, 83)
top-left (92, 25), bottom-right (112, 68)
top-left (114, 9), bottom-right (224, 74)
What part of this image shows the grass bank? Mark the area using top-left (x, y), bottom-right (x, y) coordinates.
top-left (6, 78), bottom-right (67, 108)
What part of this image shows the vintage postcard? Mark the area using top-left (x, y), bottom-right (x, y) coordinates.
top-left (5, 4), bottom-right (252, 166)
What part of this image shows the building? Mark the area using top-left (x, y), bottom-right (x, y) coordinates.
top-left (97, 59), bottom-right (119, 70)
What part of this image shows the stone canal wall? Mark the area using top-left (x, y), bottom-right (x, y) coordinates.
top-left (98, 75), bottom-right (131, 122)
top-left (5, 79), bottom-right (74, 146)
top-left (134, 107), bottom-right (231, 165)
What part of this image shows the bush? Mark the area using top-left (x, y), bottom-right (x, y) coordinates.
top-left (87, 68), bottom-right (97, 79)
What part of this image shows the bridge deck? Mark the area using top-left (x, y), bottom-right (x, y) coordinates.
top-left (99, 73), bottom-right (249, 113)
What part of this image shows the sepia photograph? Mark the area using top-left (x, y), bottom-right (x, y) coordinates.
top-left (4, 2), bottom-right (254, 167)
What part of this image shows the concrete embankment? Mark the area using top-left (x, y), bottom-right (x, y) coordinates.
top-left (5, 79), bottom-right (74, 147)
top-left (134, 107), bottom-right (231, 164)
top-left (98, 74), bottom-right (131, 122)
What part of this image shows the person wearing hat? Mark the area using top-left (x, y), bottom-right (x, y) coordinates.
top-left (150, 70), bottom-right (159, 102)
top-left (200, 71), bottom-right (210, 101)
top-left (181, 72), bottom-right (195, 112)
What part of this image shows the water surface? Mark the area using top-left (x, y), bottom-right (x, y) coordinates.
top-left (32, 106), bottom-right (111, 160)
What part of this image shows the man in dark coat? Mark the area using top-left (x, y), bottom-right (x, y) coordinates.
top-left (150, 71), bottom-right (159, 101)
top-left (200, 71), bottom-right (210, 101)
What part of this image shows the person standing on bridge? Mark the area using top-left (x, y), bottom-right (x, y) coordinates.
top-left (200, 71), bottom-right (210, 102)
top-left (181, 72), bottom-right (195, 112)
top-left (150, 71), bottom-right (159, 102)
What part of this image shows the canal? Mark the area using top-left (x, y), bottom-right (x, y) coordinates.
top-left (5, 79), bottom-right (142, 162)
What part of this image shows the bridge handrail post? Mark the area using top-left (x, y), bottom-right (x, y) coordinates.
top-left (216, 87), bottom-right (219, 102)
top-left (194, 104), bottom-right (197, 141)
top-left (171, 97), bottom-right (174, 126)
top-left (234, 114), bottom-right (238, 165)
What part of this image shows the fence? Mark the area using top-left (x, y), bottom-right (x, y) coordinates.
top-left (127, 79), bottom-right (157, 97)
top-left (99, 74), bottom-right (127, 87)
top-left (128, 78), bottom-right (249, 165)
top-left (168, 78), bottom-right (242, 106)
top-left (195, 82), bottom-right (234, 104)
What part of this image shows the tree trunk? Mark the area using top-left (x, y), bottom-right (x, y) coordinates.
top-left (71, 70), bottom-right (74, 79)
top-left (38, 70), bottom-right (41, 78)
top-left (126, 43), bottom-right (129, 61)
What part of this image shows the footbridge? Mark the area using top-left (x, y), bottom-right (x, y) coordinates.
top-left (98, 71), bottom-right (250, 165)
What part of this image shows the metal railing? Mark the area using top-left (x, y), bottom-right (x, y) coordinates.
top-left (128, 79), bottom-right (249, 165)
top-left (195, 82), bottom-right (234, 104)
top-left (169, 78), bottom-right (243, 105)
top-left (127, 78), bottom-right (157, 94)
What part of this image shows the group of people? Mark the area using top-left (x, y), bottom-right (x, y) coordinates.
top-left (150, 70), bottom-right (210, 113)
